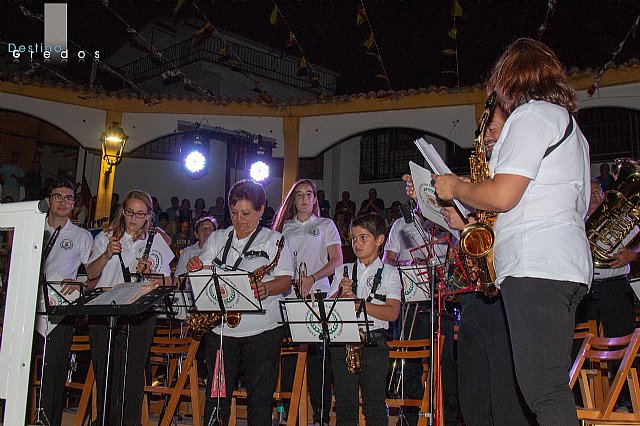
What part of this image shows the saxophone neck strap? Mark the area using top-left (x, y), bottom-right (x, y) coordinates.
top-left (217, 226), bottom-right (263, 271)
top-left (543, 110), bottom-right (574, 159)
top-left (351, 263), bottom-right (386, 302)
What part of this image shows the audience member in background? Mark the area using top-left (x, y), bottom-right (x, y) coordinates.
top-left (179, 198), bottom-right (192, 223)
top-left (358, 188), bottom-right (385, 216)
top-left (151, 196), bottom-right (163, 224)
top-left (595, 163), bottom-right (616, 193)
top-left (71, 195), bottom-right (87, 226)
top-left (389, 201), bottom-right (402, 221)
top-left (194, 198), bottom-right (207, 222)
top-left (261, 199), bottom-right (276, 228)
top-left (165, 196), bottom-right (180, 232)
top-left (172, 219), bottom-right (192, 254)
top-left (157, 212), bottom-right (172, 237)
top-left (173, 216), bottom-right (217, 285)
top-left (208, 196), bottom-right (226, 228)
top-left (335, 191), bottom-right (357, 222)
top-left (24, 160), bottom-right (43, 200)
top-left (0, 151), bottom-right (25, 201)
top-left (317, 189), bottom-right (331, 218)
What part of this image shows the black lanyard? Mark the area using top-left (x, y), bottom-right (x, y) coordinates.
top-left (216, 226), bottom-right (262, 271)
top-left (351, 262), bottom-right (385, 302)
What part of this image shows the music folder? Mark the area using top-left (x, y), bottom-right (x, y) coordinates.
top-left (281, 299), bottom-right (364, 343)
top-left (189, 268), bottom-right (263, 313)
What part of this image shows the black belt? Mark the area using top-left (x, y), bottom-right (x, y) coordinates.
top-left (593, 275), bottom-right (627, 284)
top-left (367, 329), bottom-right (387, 339)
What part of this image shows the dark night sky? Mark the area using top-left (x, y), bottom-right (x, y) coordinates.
top-left (1, 1), bottom-right (639, 96)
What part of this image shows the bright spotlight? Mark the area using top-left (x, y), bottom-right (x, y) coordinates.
top-left (180, 134), bottom-right (209, 179)
top-left (249, 160), bottom-right (270, 182)
top-left (185, 151), bottom-right (206, 173)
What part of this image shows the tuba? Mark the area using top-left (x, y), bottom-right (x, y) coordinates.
top-left (457, 92), bottom-right (498, 297)
top-left (186, 237), bottom-right (285, 336)
top-left (586, 158), bottom-right (640, 268)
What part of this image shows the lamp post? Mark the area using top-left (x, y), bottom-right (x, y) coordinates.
top-left (95, 119), bottom-right (128, 226)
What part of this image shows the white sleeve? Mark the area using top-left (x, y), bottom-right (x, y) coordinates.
top-left (272, 234), bottom-right (294, 277)
top-left (175, 248), bottom-right (189, 277)
top-left (323, 220), bottom-right (342, 247)
top-left (384, 219), bottom-right (401, 254)
top-left (199, 229), bottom-right (225, 266)
top-left (382, 264), bottom-right (402, 301)
top-left (79, 230), bottom-right (94, 266)
top-left (88, 231), bottom-right (109, 264)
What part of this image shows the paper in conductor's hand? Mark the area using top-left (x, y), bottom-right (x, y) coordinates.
top-left (414, 138), bottom-right (470, 218)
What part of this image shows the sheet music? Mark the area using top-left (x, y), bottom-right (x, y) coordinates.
top-left (414, 138), bottom-right (470, 218)
top-left (284, 300), bottom-right (362, 343)
top-left (86, 281), bottom-right (158, 306)
top-left (398, 266), bottom-right (431, 301)
top-left (36, 273), bottom-right (84, 336)
top-left (409, 161), bottom-right (459, 238)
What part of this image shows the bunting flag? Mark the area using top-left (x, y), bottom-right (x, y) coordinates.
top-left (161, 69), bottom-right (183, 85)
top-left (297, 56), bottom-right (308, 76)
top-left (451, 0), bottom-right (462, 17)
top-left (193, 21), bottom-right (214, 39)
top-left (308, 72), bottom-right (320, 88)
top-left (217, 43), bottom-right (233, 62)
top-left (287, 31), bottom-right (296, 47)
top-left (357, 4), bottom-right (366, 27)
top-left (442, 48), bottom-right (457, 56)
top-left (270, 4), bottom-right (279, 25)
top-left (375, 74), bottom-right (388, 81)
top-left (173, 0), bottom-right (186, 17)
top-left (252, 84), bottom-right (274, 103)
top-left (448, 27), bottom-right (457, 40)
top-left (537, 0), bottom-right (557, 40)
top-left (362, 33), bottom-right (375, 51)
top-left (20, 5), bottom-right (43, 19)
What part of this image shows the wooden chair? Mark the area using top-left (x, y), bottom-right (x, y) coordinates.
top-left (569, 328), bottom-right (640, 424)
top-left (229, 343), bottom-right (309, 426)
top-left (385, 336), bottom-right (444, 426)
top-left (66, 335), bottom-right (97, 426)
top-left (142, 335), bottom-right (201, 426)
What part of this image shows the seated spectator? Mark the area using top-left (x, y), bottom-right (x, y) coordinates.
top-left (179, 198), bottom-right (192, 224)
top-left (157, 212), bottom-right (172, 237)
top-left (194, 198), bottom-right (208, 222)
top-left (71, 195), bottom-right (88, 226)
top-left (358, 188), bottom-right (384, 216)
top-left (260, 199), bottom-right (276, 228)
top-left (172, 219), bottom-right (192, 255)
top-left (208, 196), bottom-right (226, 227)
top-left (173, 216), bottom-right (217, 285)
top-left (317, 190), bottom-right (331, 218)
top-left (596, 163), bottom-right (616, 193)
top-left (335, 191), bottom-right (356, 221)
top-left (151, 196), bottom-right (163, 224)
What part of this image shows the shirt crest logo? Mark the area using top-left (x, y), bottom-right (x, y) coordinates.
top-left (367, 276), bottom-right (375, 288)
top-left (308, 227), bottom-right (320, 237)
top-left (60, 239), bottom-right (73, 251)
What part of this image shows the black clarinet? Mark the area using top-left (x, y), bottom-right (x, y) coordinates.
top-left (136, 227), bottom-right (157, 282)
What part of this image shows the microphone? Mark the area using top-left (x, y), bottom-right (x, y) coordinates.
top-left (400, 203), bottom-right (414, 224)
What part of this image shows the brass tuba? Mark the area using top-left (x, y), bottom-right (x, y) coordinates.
top-left (186, 237), bottom-right (285, 336)
top-left (457, 92), bottom-right (498, 297)
top-left (586, 158), bottom-right (640, 268)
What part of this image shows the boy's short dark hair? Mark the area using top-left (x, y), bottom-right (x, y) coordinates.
top-left (48, 179), bottom-right (76, 197)
top-left (350, 213), bottom-right (385, 238)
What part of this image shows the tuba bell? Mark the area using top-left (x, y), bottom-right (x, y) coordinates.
top-left (586, 158), bottom-right (640, 268)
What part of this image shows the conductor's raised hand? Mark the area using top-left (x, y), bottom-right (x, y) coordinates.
top-left (187, 256), bottom-right (203, 272)
top-left (432, 173), bottom-right (463, 201)
top-left (402, 174), bottom-right (416, 199)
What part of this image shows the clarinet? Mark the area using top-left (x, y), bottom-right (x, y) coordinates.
top-left (137, 227), bottom-right (157, 282)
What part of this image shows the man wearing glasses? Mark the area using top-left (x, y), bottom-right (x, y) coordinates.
top-left (37, 179), bottom-right (93, 426)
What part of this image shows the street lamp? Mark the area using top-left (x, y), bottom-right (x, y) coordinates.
top-left (100, 121), bottom-right (128, 173)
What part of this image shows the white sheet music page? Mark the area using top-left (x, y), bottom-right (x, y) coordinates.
top-left (409, 161), bottom-right (459, 238)
top-left (414, 138), bottom-right (470, 218)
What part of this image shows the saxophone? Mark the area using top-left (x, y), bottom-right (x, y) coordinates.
top-left (186, 237), bottom-right (285, 336)
top-left (344, 266), bottom-right (364, 374)
top-left (457, 92), bottom-right (499, 297)
top-left (586, 158), bottom-right (640, 268)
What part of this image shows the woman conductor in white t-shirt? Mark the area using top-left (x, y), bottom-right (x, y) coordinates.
top-left (272, 179), bottom-right (343, 425)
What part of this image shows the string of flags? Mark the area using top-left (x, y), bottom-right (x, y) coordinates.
top-left (268, 2), bottom-right (323, 92)
top-left (537, 0), bottom-right (557, 40)
top-left (588, 13), bottom-right (640, 97)
top-left (354, 1), bottom-right (392, 91)
top-left (442, 0), bottom-right (462, 86)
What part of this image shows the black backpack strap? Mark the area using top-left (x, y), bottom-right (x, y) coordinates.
top-left (543, 111), bottom-right (574, 159)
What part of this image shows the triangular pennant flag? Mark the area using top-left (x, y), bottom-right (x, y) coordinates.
top-left (587, 84), bottom-right (597, 97)
top-left (452, 0), bottom-right (462, 17)
top-left (297, 56), bottom-right (308, 76)
top-left (20, 5), bottom-right (43, 19)
top-left (362, 33), bottom-right (375, 51)
top-left (270, 4), bottom-right (279, 25)
top-left (193, 21), bottom-right (214, 39)
top-left (448, 27), bottom-right (457, 40)
top-left (357, 4), bottom-right (366, 27)
top-left (375, 74), bottom-right (388, 81)
top-left (442, 48), bottom-right (457, 56)
top-left (173, 0), bottom-right (186, 17)
top-left (287, 31), bottom-right (296, 47)
top-left (217, 43), bottom-right (233, 62)
top-left (308, 72), bottom-right (320, 88)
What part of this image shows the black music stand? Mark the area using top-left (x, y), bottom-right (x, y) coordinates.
top-left (279, 290), bottom-right (374, 426)
top-left (186, 268), bottom-right (265, 426)
top-left (50, 281), bottom-right (175, 426)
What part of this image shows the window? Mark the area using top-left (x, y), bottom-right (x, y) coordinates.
top-left (576, 107), bottom-right (640, 162)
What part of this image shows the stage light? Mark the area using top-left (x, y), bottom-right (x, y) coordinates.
top-left (249, 160), bottom-right (270, 182)
top-left (181, 133), bottom-right (209, 179)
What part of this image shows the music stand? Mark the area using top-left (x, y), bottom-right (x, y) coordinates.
top-left (279, 291), bottom-right (374, 426)
top-left (187, 268), bottom-right (265, 426)
top-left (50, 281), bottom-right (175, 426)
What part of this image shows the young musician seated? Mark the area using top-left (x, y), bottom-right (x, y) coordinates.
top-left (328, 213), bottom-right (401, 426)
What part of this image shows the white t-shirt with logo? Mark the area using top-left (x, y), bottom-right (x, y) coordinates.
top-left (89, 229), bottom-right (173, 288)
top-left (44, 219), bottom-right (93, 280)
top-left (329, 258), bottom-right (401, 331)
top-left (282, 215), bottom-right (341, 293)
top-left (198, 226), bottom-right (294, 338)
top-left (384, 216), bottom-right (450, 265)
top-left (489, 100), bottom-right (592, 287)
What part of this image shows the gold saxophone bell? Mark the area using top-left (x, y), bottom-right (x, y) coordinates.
top-left (346, 342), bottom-right (363, 374)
